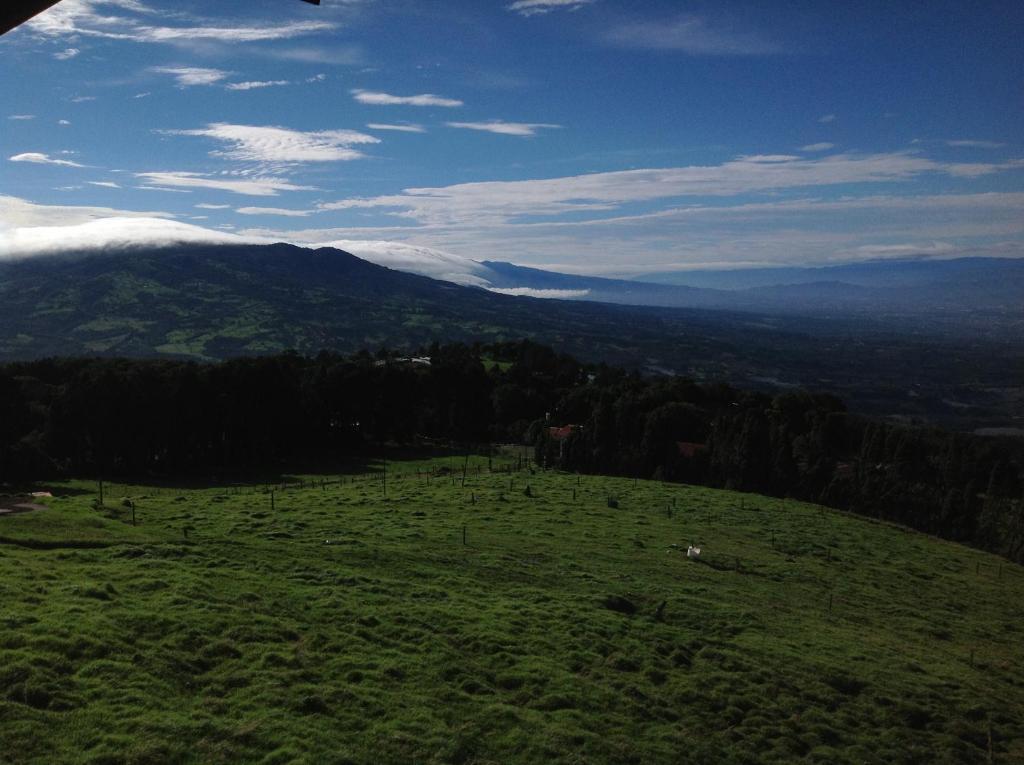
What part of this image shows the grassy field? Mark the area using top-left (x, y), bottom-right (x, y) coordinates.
top-left (1, 455), bottom-right (1022, 764)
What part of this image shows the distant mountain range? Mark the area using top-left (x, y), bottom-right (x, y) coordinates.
top-left (332, 241), bottom-right (1024, 340)
top-left (0, 243), bottom-right (1021, 431)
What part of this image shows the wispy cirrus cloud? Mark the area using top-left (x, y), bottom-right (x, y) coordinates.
top-left (945, 139), bottom-right (1006, 149)
top-left (151, 66), bottom-right (230, 87)
top-left (135, 171), bottom-right (315, 196)
top-left (235, 206), bottom-right (313, 217)
top-left (801, 143), bottom-right (835, 152)
top-left (54, 47), bottom-right (81, 59)
top-left (163, 123), bottom-right (379, 164)
top-left (508, 0), bottom-right (596, 17)
top-left (10, 152), bottom-right (86, 168)
top-left (26, 0), bottom-right (335, 44)
top-left (316, 153), bottom-right (1024, 231)
top-left (607, 14), bottom-right (782, 55)
top-left (446, 120), bottom-right (561, 137)
top-left (352, 89), bottom-right (463, 107)
top-left (87, 181), bottom-right (121, 188)
top-left (367, 123), bottom-right (426, 133)
top-left (8, 115), bottom-right (36, 120)
top-left (226, 80), bottom-right (290, 91)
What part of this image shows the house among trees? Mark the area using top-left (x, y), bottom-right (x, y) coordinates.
top-left (549, 425), bottom-right (579, 441)
top-left (549, 424), bottom-right (580, 460)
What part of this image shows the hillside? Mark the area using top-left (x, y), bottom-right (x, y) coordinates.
top-left (0, 244), bottom-right (1021, 431)
top-left (1, 456), bottom-right (1022, 763)
top-left (0, 243), bottom-right (766, 365)
top-left (480, 257), bottom-right (1024, 341)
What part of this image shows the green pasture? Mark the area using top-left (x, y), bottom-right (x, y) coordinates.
top-left (1, 455), bottom-right (1022, 764)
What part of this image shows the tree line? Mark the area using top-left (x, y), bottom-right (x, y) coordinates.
top-left (1, 341), bottom-right (1022, 562)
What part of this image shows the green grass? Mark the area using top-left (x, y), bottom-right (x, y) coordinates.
top-left (1, 457), bottom-right (1022, 764)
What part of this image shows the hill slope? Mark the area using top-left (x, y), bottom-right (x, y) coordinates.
top-left (1, 243), bottom-right (1022, 431)
top-left (1, 457), bottom-right (1022, 763)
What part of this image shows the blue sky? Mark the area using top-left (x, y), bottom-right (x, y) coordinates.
top-left (2, 0), bottom-right (1023, 276)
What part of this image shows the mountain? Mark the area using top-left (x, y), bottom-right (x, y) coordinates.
top-left (0, 243), bottom-right (1021, 432)
top-left (638, 256), bottom-right (1024, 290)
top-left (0, 243), bottom-right (775, 367)
top-left (329, 241), bottom-right (1024, 341)
top-left (479, 258), bottom-right (1024, 339)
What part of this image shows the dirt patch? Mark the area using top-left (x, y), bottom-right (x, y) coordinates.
top-left (0, 500), bottom-right (46, 517)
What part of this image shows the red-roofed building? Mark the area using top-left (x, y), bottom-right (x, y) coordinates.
top-left (549, 425), bottom-right (578, 441)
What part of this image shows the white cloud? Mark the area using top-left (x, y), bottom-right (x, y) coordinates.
top-left (70, 96), bottom-right (96, 102)
top-left (507, 0), bottom-right (596, 16)
top-left (26, 1), bottom-right (335, 44)
top-left (316, 239), bottom-right (495, 287)
top-left (319, 152), bottom-right (1020, 227)
top-left (800, 143), bottom-right (834, 152)
top-left (945, 139), bottom-right (1006, 149)
top-left (152, 66), bottom-right (230, 87)
top-left (489, 287), bottom-right (590, 299)
top-left (195, 203), bottom-right (231, 209)
top-left (0, 193), bottom-right (174, 228)
top-left (165, 123), bottom-right (379, 163)
top-left (8, 115), bottom-right (36, 121)
top-left (58, 119), bottom-right (72, 126)
top-left (9, 152), bottom-right (86, 168)
top-left (235, 206), bottom-right (313, 217)
top-left (446, 121), bottom-right (561, 137)
top-left (607, 15), bottom-right (781, 55)
top-left (6, 187), bottom-right (1021, 278)
top-left (0, 218), bottom-right (266, 259)
top-left (226, 80), bottom-right (290, 91)
top-left (818, 114), bottom-right (837, 123)
top-left (366, 123), bottom-right (426, 133)
top-left (135, 171), bottom-right (315, 196)
top-left (352, 89), bottom-right (463, 107)
top-left (87, 181), bottom-right (121, 188)
top-left (54, 47), bottom-right (81, 59)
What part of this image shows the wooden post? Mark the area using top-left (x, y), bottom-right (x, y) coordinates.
top-left (572, 488), bottom-right (576, 501)
top-left (462, 525), bottom-right (467, 546)
top-left (131, 500), bottom-right (136, 527)
top-left (98, 479), bottom-right (104, 506)
top-left (270, 490), bottom-right (276, 512)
